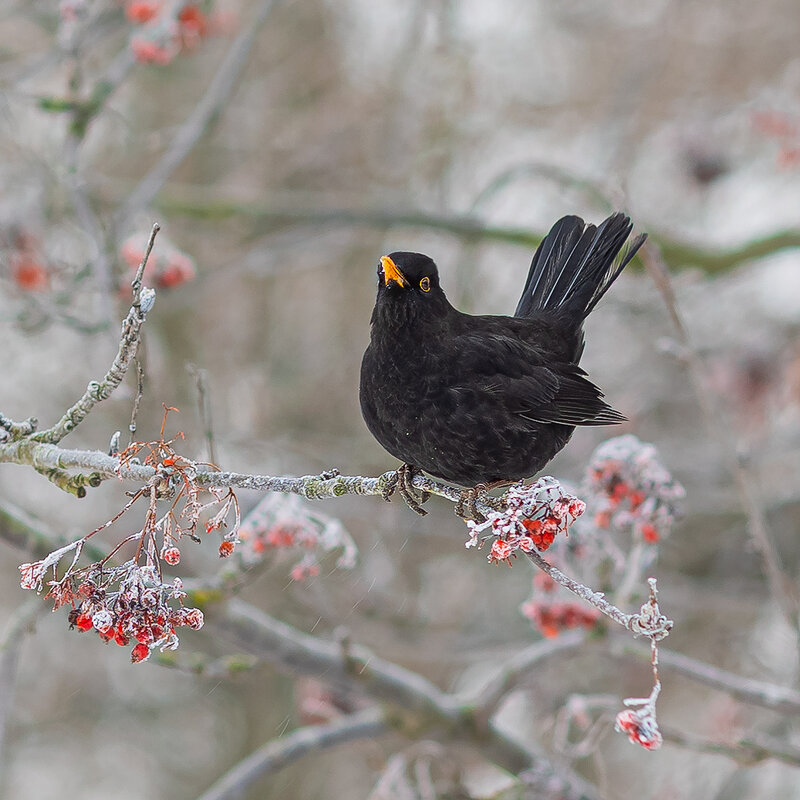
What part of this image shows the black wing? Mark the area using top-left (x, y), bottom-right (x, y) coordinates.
top-left (447, 331), bottom-right (625, 427)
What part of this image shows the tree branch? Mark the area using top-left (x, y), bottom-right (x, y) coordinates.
top-left (196, 708), bottom-right (388, 800)
top-left (473, 631), bottom-right (587, 727)
top-left (661, 725), bottom-right (800, 769)
top-left (613, 639), bottom-right (800, 715)
top-left (210, 598), bottom-right (599, 799)
top-left (157, 195), bottom-right (800, 275)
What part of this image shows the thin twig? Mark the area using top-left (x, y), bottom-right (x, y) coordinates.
top-left (525, 550), bottom-right (672, 638)
top-left (187, 364), bottom-right (216, 464)
top-left (469, 161), bottom-right (618, 213)
top-left (131, 223), bottom-right (161, 307)
top-left (195, 708), bottom-right (387, 800)
top-left (128, 359), bottom-right (145, 446)
top-left (0, 414), bottom-right (37, 442)
top-left (0, 429), bottom-right (670, 639)
top-left (27, 224), bottom-right (160, 445)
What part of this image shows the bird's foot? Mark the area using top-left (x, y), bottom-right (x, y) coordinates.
top-left (381, 464), bottom-right (430, 516)
top-left (455, 484), bottom-right (489, 523)
top-left (454, 481), bottom-right (511, 522)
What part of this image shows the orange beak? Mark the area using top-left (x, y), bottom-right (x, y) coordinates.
top-left (380, 256), bottom-right (409, 289)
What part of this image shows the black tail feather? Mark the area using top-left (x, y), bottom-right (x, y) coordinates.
top-left (515, 213), bottom-right (645, 321)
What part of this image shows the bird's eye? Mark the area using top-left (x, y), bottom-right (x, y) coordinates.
top-left (420, 277), bottom-right (431, 292)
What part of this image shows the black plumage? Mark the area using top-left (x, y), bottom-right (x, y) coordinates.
top-left (359, 213), bottom-right (645, 489)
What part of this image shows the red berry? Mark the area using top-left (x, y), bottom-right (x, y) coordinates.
top-left (183, 608), bottom-right (204, 630)
top-left (629, 491), bottom-right (645, 510)
top-left (522, 518), bottom-right (542, 535)
top-left (594, 510), bottom-right (612, 529)
top-left (74, 613), bottom-right (93, 632)
top-left (114, 626), bottom-right (129, 647)
top-left (162, 547), bottom-right (181, 565)
top-left (218, 540), bottom-right (235, 558)
top-left (266, 526), bottom-right (296, 548)
top-left (11, 255), bottom-right (48, 291)
top-left (130, 37), bottom-right (176, 65)
top-left (290, 562), bottom-right (321, 581)
top-left (156, 253), bottom-right (195, 288)
top-left (610, 481), bottom-right (629, 502)
top-left (131, 643), bottom-right (150, 663)
top-left (178, 4), bottom-right (207, 36)
top-left (641, 524), bottom-right (660, 544)
top-left (134, 627), bottom-right (154, 645)
top-left (126, 1), bottom-right (160, 24)
top-left (567, 499), bottom-right (586, 518)
top-left (489, 539), bottom-right (513, 563)
top-left (615, 709), bottom-right (662, 750)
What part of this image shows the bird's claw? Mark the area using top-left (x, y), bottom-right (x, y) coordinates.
top-left (454, 481), bottom-right (508, 522)
top-left (382, 464), bottom-right (429, 516)
top-left (455, 484), bottom-right (488, 523)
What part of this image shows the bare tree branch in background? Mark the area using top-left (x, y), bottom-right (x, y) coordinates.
top-left (640, 241), bottom-right (799, 631)
top-left (115, 0), bottom-right (284, 233)
top-left (195, 708), bottom-right (388, 800)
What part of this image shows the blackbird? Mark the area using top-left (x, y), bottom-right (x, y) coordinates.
top-left (359, 213), bottom-right (645, 514)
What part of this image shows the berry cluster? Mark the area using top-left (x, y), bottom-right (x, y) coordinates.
top-left (125, 2), bottom-right (216, 66)
top-left (26, 562), bottom-right (203, 663)
top-left (584, 435), bottom-right (684, 545)
top-left (237, 493), bottom-right (358, 581)
top-left (520, 600), bottom-right (600, 639)
top-left (19, 411), bottom-right (239, 662)
top-left (465, 478), bottom-right (586, 565)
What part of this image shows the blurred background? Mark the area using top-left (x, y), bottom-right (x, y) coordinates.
top-left (1, 0), bottom-right (800, 797)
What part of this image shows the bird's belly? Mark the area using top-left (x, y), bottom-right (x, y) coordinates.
top-left (362, 368), bottom-right (573, 486)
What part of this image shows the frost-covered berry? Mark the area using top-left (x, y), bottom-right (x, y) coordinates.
top-left (92, 609), bottom-right (114, 634)
top-left (131, 642), bottom-right (151, 663)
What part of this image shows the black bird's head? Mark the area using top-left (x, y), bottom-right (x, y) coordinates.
top-left (372, 251), bottom-right (451, 327)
